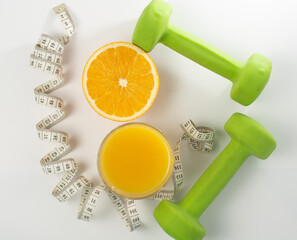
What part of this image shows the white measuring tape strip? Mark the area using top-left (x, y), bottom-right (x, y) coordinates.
top-left (29, 3), bottom-right (141, 232)
top-left (30, 3), bottom-right (215, 231)
top-left (77, 184), bottom-right (141, 230)
top-left (148, 120), bottom-right (215, 200)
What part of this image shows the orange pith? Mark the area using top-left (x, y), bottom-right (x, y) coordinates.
top-left (82, 42), bottom-right (159, 122)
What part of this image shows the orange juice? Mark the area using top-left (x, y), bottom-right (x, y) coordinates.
top-left (98, 123), bottom-right (173, 199)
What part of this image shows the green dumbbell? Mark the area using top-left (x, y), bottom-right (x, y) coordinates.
top-left (133, 0), bottom-right (272, 106)
top-left (154, 113), bottom-right (276, 240)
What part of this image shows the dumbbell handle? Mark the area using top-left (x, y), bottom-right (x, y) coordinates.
top-left (179, 139), bottom-right (250, 218)
top-left (160, 23), bottom-right (244, 81)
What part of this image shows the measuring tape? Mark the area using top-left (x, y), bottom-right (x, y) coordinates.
top-left (29, 3), bottom-right (215, 232)
top-left (149, 120), bottom-right (215, 200)
top-left (29, 3), bottom-right (141, 231)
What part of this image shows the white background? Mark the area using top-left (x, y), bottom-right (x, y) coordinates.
top-left (1, 0), bottom-right (296, 239)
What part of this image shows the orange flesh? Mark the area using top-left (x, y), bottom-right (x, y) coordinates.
top-left (84, 42), bottom-right (159, 121)
top-left (99, 124), bottom-right (173, 198)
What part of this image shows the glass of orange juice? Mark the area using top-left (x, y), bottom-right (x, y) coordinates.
top-left (98, 123), bottom-right (173, 199)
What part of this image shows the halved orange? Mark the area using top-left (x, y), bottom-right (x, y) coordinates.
top-left (82, 42), bottom-right (159, 122)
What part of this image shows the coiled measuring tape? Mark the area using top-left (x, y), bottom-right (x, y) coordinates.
top-left (29, 3), bottom-right (215, 231)
top-left (150, 120), bottom-right (215, 200)
top-left (29, 3), bottom-right (141, 231)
